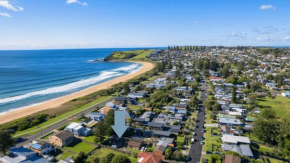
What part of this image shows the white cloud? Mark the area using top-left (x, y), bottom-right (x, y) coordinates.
top-left (0, 0), bottom-right (23, 11)
top-left (284, 36), bottom-right (290, 41)
top-left (66, 0), bottom-right (87, 6)
top-left (242, 31), bottom-right (246, 35)
top-left (260, 5), bottom-right (276, 10)
top-left (0, 12), bottom-right (11, 17)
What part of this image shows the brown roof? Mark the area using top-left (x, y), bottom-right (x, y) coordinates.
top-left (137, 152), bottom-right (163, 163)
top-left (128, 140), bottom-right (143, 147)
top-left (54, 130), bottom-right (74, 141)
top-left (225, 155), bottom-right (241, 163)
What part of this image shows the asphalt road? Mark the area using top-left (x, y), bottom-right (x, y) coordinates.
top-left (187, 80), bottom-right (208, 163)
top-left (16, 97), bottom-right (114, 147)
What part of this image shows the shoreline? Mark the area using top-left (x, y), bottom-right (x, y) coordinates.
top-left (0, 61), bottom-right (155, 125)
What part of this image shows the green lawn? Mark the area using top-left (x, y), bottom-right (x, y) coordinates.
top-left (64, 141), bottom-right (97, 154)
top-left (58, 151), bottom-right (76, 160)
top-left (92, 148), bottom-right (137, 163)
top-left (132, 49), bottom-right (156, 59)
top-left (110, 49), bottom-right (155, 59)
top-left (14, 96), bottom-right (111, 137)
top-left (128, 105), bottom-right (143, 110)
top-left (257, 96), bottom-right (290, 119)
top-left (202, 127), bottom-right (221, 153)
top-left (83, 135), bottom-right (97, 144)
top-left (176, 136), bottom-right (186, 145)
top-left (269, 158), bottom-right (283, 163)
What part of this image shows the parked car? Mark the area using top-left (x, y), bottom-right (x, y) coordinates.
top-left (191, 138), bottom-right (195, 143)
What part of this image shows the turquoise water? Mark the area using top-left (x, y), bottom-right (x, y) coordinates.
top-left (0, 48), bottom-right (143, 113)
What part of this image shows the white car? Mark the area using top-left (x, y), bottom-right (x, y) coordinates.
top-left (140, 147), bottom-right (145, 151)
top-left (191, 138), bottom-right (195, 143)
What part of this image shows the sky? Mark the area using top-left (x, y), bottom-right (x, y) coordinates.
top-left (0, 0), bottom-right (290, 50)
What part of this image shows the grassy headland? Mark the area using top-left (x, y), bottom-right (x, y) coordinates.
top-left (105, 49), bottom-right (156, 61)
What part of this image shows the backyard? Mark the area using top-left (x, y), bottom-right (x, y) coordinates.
top-left (91, 148), bottom-right (137, 163)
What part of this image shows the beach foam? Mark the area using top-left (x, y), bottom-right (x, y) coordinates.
top-left (0, 63), bottom-right (141, 104)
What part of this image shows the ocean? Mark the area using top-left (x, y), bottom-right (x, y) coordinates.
top-left (0, 48), bottom-right (143, 114)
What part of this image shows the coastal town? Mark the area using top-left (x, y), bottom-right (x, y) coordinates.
top-left (0, 46), bottom-right (290, 163)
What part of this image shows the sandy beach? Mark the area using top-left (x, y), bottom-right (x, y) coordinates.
top-left (0, 61), bottom-right (155, 124)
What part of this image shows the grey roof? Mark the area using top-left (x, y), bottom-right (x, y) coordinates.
top-left (133, 118), bottom-right (144, 122)
top-left (219, 118), bottom-right (242, 125)
top-left (170, 125), bottom-right (181, 133)
top-left (222, 144), bottom-right (253, 157)
top-left (54, 130), bottom-right (74, 141)
top-left (154, 145), bottom-right (166, 153)
top-left (153, 131), bottom-right (171, 137)
top-left (10, 147), bottom-right (35, 157)
top-left (147, 122), bottom-right (164, 128)
top-left (240, 145), bottom-right (254, 157)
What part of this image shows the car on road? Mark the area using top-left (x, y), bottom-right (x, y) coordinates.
top-left (201, 136), bottom-right (205, 141)
top-left (191, 138), bottom-right (195, 143)
top-left (192, 132), bottom-right (195, 136)
top-left (200, 141), bottom-right (204, 145)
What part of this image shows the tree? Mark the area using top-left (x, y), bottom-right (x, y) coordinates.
top-left (104, 109), bottom-right (115, 136)
top-left (260, 108), bottom-right (276, 119)
top-left (165, 147), bottom-right (173, 159)
top-left (0, 130), bottom-right (14, 155)
top-left (74, 152), bottom-right (87, 163)
top-left (173, 150), bottom-right (183, 161)
top-left (231, 86), bottom-right (237, 103)
top-left (105, 153), bottom-right (115, 163)
top-left (94, 121), bottom-right (106, 143)
top-left (111, 155), bottom-right (131, 163)
top-left (122, 83), bottom-right (131, 94)
top-left (253, 117), bottom-right (280, 144)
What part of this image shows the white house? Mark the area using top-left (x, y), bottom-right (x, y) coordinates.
top-left (221, 135), bottom-right (250, 144)
top-left (281, 92), bottom-right (290, 98)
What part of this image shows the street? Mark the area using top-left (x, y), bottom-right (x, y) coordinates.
top-left (16, 97), bottom-right (114, 147)
top-left (187, 80), bottom-right (208, 163)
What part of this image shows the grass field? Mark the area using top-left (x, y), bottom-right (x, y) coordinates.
top-left (176, 135), bottom-right (186, 145)
top-left (14, 96), bottom-right (111, 137)
top-left (257, 96), bottom-right (290, 119)
top-left (83, 135), bottom-right (96, 143)
top-left (202, 127), bottom-right (221, 153)
top-left (92, 148), bottom-right (137, 163)
top-left (111, 49), bottom-right (156, 59)
top-left (64, 141), bottom-right (97, 154)
top-left (132, 49), bottom-right (156, 59)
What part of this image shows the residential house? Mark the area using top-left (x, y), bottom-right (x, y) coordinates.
top-left (147, 122), bottom-right (164, 131)
top-left (127, 139), bottom-right (144, 150)
top-left (50, 130), bottom-right (74, 147)
top-left (86, 112), bottom-right (105, 121)
top-left (281, 92), bottom-right (290, 98)
top-left (137, 152), bottom-right (164, 163)
top-left (28, 141), bottom-right (55, 154)
top-left (65, 122), bottom-right (92, 136)
top-left (128, 91), bottom-right (147, 98)
top-left (0, 147), bottom-right (49, 163)
top-left (222, 144), bottom-right (253, 157)
top-left (221, 135), bottom-right (250, 145)
top-left (146, 78), bottom-right (167, 89)
top-left (219, 118), bottom-right (242, 127)
top-left (152, 131), bottom-right (171, 138)
top-left (224, 155), bottom-right (241, 163)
